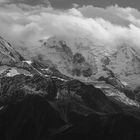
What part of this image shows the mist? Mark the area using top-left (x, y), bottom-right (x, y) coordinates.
top-left (1, 4), bottom-right (140, 59)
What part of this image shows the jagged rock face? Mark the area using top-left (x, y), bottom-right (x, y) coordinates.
top-left (0, 35), bottom-right (139, 105)
top-left (0, 37), bottom-right (24, 65)
top-left (0, 73), bottom-right (121, 114)
top-left (1, 36), bottom-right (140, 139)
top-left (0, 37), bottom-right (48, 78)
top-left (1, 73), bottom-right (140, 140)
top-left (0, 37), bottom-right (33, 77)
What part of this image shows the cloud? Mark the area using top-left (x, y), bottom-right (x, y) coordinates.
top-left (79, 4), bottom-right (140, 27)
top-left (1, 4), bottom-right (140, 58)
top-left (0, 0), bottom-right (51, 6)
top-left (0, 0), bottom-right (51, 8)
top-left (0, 0), bottom-right (9, 3)
top-left (12, 0), bottom-right (51, 6)
top-left (78, 5), bottom-right (129, 26)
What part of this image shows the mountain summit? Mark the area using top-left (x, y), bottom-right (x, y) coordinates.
top-left (102, 45), bottom-right (140, 89)
top-left (40, 36), bottom-right (140, 88)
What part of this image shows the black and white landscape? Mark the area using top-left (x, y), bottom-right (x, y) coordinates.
top-left (1, 0), bottom-right (140, 140)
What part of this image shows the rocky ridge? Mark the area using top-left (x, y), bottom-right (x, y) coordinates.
top-left (0, 36), bottom-right (140, 140)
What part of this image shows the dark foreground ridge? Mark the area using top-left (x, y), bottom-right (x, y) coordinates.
top-left (0, 36), bottom-right (140, 140)
top-left (0, 74), bottom-right (140, 140)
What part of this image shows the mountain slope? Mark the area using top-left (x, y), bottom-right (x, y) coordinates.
top-left (39, 36), bottom-right (140, 87)
top-left (101, 45), bottom-right (140, 89)
top-left (1, 36), bottom-right (140, 139)
top-left (38, 36), bottom-right (140, 104)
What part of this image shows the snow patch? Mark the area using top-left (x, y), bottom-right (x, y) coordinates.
top-left (121, 81), bottom-right (128, 86)
top-left (6, 69), bottom-right (20, 77)
top-left (23, 60), bottom-right (32, 65)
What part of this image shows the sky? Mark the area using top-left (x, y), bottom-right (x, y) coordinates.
top-left (1, 0), bottom-right (140, 57)
top-left (50, 0), bottom-right (140, 10)
top-left (1, 0), bottom-right (140, 10)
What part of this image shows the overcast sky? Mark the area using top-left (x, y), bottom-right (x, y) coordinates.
top-left (1, 0), bottom-right (140, 10)
top-left (50, 0), bottom-right (140, 10)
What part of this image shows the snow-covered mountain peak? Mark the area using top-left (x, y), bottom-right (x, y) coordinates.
top-left (102, 45), bottom-right (140, 89)
top-left (0, 35), bottom-right (139, 109)
top-left (38, 36), bottom-right (140, 88)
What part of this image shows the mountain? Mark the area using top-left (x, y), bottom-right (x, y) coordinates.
top-left (39, 36), bottom-right (140, 84)
top-left (1, 36), bottom-right (140, 139)
top-left (39, 36), bottom-right (140, 104)
top-left (0, 36), bottom-right (38, 77)
top-left (101, 45), bottom-right (140, 89)
top-left (0, 36), bottom-right (55, 78)
top-left (39, 36), bottom-right (98, 79)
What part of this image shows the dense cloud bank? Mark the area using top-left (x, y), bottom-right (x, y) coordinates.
top-left (1, 3), bottom-right (140, 56)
